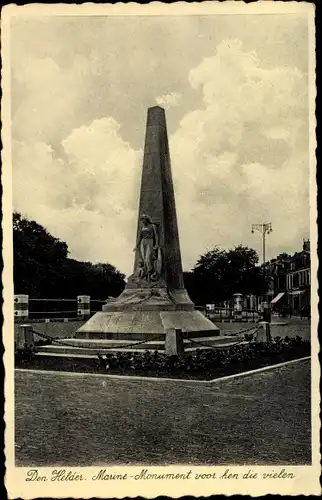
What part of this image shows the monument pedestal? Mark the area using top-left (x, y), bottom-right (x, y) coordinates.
top-left (75, 283), bottom-right (219, 340)
top-left (75, 309), bottom-right (219, 340)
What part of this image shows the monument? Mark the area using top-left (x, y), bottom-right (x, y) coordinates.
top-left (75, 106), bottom-right (219, 342)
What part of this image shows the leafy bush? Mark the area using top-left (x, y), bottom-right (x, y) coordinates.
top-left (15, 337), bottom-right (51, 364)
top-left (15, 345), bottom-right (36, 364)
top-left (95, 336), bottom-right (310, 380)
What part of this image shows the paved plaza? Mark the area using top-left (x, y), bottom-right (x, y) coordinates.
top-left (15, 358), bottom-right (311, 467)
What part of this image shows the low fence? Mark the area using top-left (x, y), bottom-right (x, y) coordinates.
top-left (14, 295), bottom-right (107, 322)
top-left (203, 307), bottom-right (259, 322)
top-left (14, 296), bottom-right (260, 323)
top-left (15, 322), bottom-right (268, 358)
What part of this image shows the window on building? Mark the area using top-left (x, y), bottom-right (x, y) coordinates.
top-left (279, 275), bottom-right (286, 290)
top-left (288, 275), bottom-right (292, 290)
top-left (293, 273), bottom-right (299, 288)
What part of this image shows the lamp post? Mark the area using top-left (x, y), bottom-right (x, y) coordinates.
top-left (251, 223), bottom-right (273, 316)
top-left (251, 223), bottom-right (273, 265)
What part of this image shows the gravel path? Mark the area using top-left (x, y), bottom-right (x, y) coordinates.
top-left (15, 359), bottom-right (311, 467)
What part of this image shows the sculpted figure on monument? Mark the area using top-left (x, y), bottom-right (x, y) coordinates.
top-left (133, 214), bottom-right (162, 281)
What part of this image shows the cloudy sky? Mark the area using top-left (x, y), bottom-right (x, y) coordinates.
top-left (10, 12), bottom-right (311, 276)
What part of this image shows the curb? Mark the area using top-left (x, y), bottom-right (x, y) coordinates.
top-left (208, 356), bottom-right (310, 383)
top-left (15, 368), bottom-right (207, 384)
top-left (15, 356), bottom-right (310, 384)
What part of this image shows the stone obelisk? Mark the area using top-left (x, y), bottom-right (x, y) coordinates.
top-left (133, 106), bottom-right (186, 293)
top-left (76, 106), bottom-right (219, 338)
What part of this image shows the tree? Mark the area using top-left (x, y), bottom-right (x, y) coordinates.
top-left (186, 245), bottom-right (270, 306)
top-left (13, 212), bottom-right (126, 298)
top-left (13, 213), bottom-right (69, 297)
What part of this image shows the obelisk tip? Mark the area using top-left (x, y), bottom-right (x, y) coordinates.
top-left (147, 106), bottom-right (166, 126)
top-left (148, 105), bottom-right (165, 111)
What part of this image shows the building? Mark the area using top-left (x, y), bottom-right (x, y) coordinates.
top-left (228, 240), bottom-right (311, 315)
top-left (285, 240), bottom-right (311, 315)
top-left (268, 240), bottom-right (311, 315)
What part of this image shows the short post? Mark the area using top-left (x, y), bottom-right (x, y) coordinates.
top-left (14, 294), bottom-right (29, 320)
top-left (77, 295), bottom-right (90, 319)
top-left (262, 302), bottom-right (271, 323)
top-left (256, 321), bottom-right (271, 342)
top-left (165, 328), bottom-right (184, 355)
top-left (15, 324), bottom-right (35, 351)
top-left (233, 293), bottom-right (243, 320)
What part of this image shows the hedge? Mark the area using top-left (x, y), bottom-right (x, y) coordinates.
top-left (15, 336), bottom-right (310, 380)
top-left (94, 336), bottom-right (309, 380)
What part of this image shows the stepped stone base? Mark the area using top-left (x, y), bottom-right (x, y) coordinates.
top-left (74, 310), bottom-right (220, 339)
top-left (36, 334), bottom-right (235, 356)
top-left (28, 334), bottom-right (242, 374)
top-left (18, 311), bottom-right (230, 374)
top-left (18, 333), bottom-right (247, 375)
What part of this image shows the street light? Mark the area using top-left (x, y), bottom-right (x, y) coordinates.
top-left (251, 223), bottom-right (273, 264)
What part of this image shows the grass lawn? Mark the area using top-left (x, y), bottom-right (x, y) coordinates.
top-left (15, 359), bottom-right (311, 466)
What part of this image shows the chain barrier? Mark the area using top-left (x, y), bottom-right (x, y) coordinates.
top-left (188, 326), bottom-right (260, 350)
top-left (227, 324), bottom-right (261, 336)
top-left (31, 329), bottom-right (165, 350)
top-left (188, 337), bottom-right (245, 350)
top-left (31, 322), bottom-right (261, 353)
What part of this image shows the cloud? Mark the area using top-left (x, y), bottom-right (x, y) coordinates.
top-left (10, 16), bottom-right (205, 151)
top-left (155, 92), bottom-right (182, 109)
top-left (13, 118), bottom-right (142, 274)
top-left (170, 39), bottom-right (309, 269)
top-left (11, 54), bottom-right (101, 149)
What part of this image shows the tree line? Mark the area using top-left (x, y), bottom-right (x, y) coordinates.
top-left (13, 212), bottom-right (126, 298)
top-left (184, 245), bottom-right (270, 306)
top-left (13, 213), bottom-right (269, 303)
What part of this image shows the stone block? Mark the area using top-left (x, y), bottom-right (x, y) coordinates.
top-left (15, 324), bottom-right (35, 351)
top-left (256, 321), bottom-right (271, 342)
top-left (165, 328), bottom-right (184, 355)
